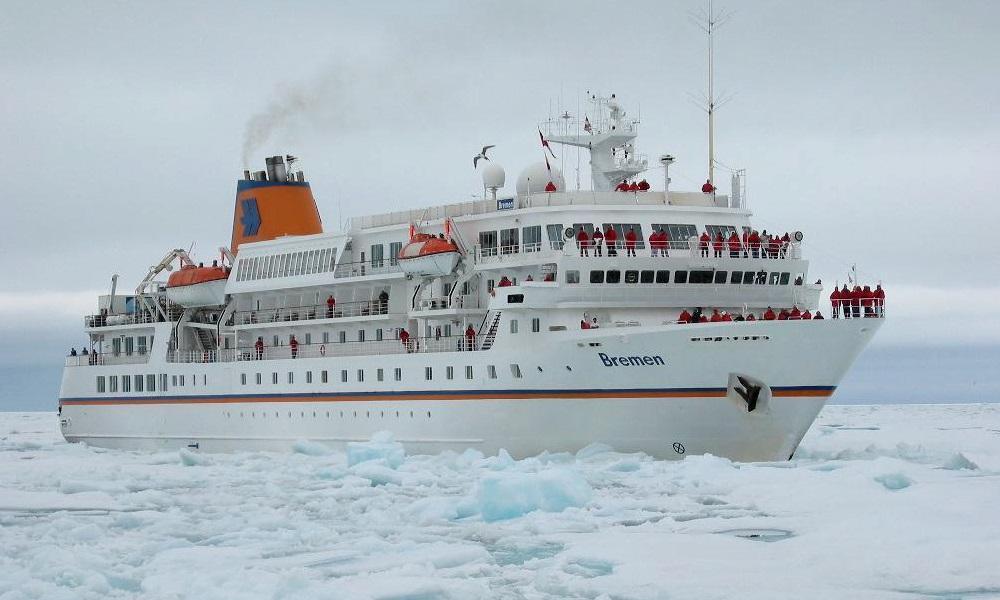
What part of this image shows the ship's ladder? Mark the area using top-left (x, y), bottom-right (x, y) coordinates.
top-left (480, 311), bottom-right (502, 350)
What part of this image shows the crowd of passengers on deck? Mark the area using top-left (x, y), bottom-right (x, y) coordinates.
top-left (573, 225), bottom-right (799, 259)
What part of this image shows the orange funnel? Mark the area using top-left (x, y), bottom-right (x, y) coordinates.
top-left (230, 178), bottom-right (323, 254)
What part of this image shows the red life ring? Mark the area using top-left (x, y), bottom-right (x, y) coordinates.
top-left (320, 344), bottom-right (326, 356)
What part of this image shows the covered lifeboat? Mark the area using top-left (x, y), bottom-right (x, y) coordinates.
top-left (166, 264), bottom-right (229, 307)
top-left (397, 233), bottom-right (460, 277)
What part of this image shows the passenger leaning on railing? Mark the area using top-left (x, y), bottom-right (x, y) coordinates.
top-left (575, 226), bottom-right (590, 257)
top-left (255, 337), bottom-right (264, 360)
top-left (592, 227), bottom-right (604, 256)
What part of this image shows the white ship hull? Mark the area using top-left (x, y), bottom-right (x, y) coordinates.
top-left (59, 319), bottom-right (880, 461)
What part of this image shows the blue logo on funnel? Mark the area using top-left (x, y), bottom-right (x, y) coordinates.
top-left (240, 198), bottom-right (261, 236)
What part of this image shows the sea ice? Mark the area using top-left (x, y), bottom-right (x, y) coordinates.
top-left (1, 403), bottom-right (998, 599)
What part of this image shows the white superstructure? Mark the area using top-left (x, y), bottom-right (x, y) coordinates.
top-left (58, 96), bottom-right (883, 461)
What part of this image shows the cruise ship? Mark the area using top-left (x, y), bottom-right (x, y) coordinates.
top-left (58, 95), bottom-right (883, 461)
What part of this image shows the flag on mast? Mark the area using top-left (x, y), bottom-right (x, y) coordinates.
top-left (583, 116), bottom-right (592, 133)
top-left (538, 130), bottom-right (557, 159)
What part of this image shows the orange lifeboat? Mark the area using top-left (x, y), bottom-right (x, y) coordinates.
top-left (166, 265), bottom-right (229, 307)
top-left (397, 233), bottom-right (460, 276)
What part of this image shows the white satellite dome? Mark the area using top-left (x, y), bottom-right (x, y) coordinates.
top-left (515, 162), bottom-right (565, 195)
top-left (481, 163), bottom-right (505, 190)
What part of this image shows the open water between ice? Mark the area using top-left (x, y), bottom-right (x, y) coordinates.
top-left (1, 404), bottom-right (999, 599)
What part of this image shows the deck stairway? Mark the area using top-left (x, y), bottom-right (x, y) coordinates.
top-left (480, 312), bottom-right (502, 350)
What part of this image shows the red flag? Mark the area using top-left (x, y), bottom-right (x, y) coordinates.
top-left (583, 116), bottom-right (592, 133)
top-left (538, 130), bottom-right (557, 159)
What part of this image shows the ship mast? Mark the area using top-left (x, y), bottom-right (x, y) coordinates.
top-left (692, 1), bottom-right (731, 186)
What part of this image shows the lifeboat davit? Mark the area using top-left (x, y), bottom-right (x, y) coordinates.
top-left (166, 265), bottom-right (229, 307)
top-left (397, 234), bottom-right (460, 276)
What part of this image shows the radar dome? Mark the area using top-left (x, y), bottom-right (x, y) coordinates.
top-left (515, 162), bottom-right (565, 195)
top-left (481, 163), bottom-right (505, 190)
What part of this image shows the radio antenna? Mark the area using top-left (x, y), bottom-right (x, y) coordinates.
top-left (689, 0), bottom-right (734, 186)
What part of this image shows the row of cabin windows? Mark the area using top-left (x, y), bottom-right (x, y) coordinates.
top-left (234, 363), bottom-right (539, 387)
top-left (96, 373), bottom-right (207, 393)
top-left (567, 269), bottom-right (793, 286)
top-left (369, 242), bottom-right (403, 268)
top-left (110, 335), bottom-right (149, 357)
top-left (478, 223), bottom-right (745, 252)
top-left (235, 246), bottom-right (338, 282)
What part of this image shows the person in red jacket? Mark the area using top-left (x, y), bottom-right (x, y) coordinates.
top-left (326, 295), bottom-right (336, 318)
top-left (748, 230), bottom-right (761, 258)
top-left (741, 229), bottom-right (750, 258)
top-left (874, 283), bottom-right (885, 317)
top-left (399, 328), bottom-right (412, 352)
top-left (763, 307), bottom-right (776, 321)
top-left (801, 309), bottom-right (812, 320)
top-left (780, 232), bottom-right (791, 258)
top-left (699, 231), bottom-right (711, 257)
top-left (604, 225), bottom-right (618, 256)
top-left (768, 235), bottom-right (781, 259)
top-left (790, 306), bottom-right (801, 320)
top-left (862, 285), bottom-right (874, 317)
top-left (702, 179), bottom-right (715, 193)
top-left (710, 309), bottom-right (722, 322)
top-left (628, 181), bottom-right (639, 192)
top-left (830, 286), bottom-right (841, 319)
top-left (637, 179), bottom-right (650, 191)
top-left (678, 309), bottom-right (692, 324)
top-left (544, 181), bottom-right (557, 193)
top-left (254, 336), bottom-right (264, 360)
top-left (746, 313), bottom-right (756, 321)
top-left (721, 311), bottom-right (733, 322)
top-left (290, 335), bottom-right (299, 359)
top-left (699, 314), bottom-right (709, 323)
top-left (778, 309), bottom-right (790, 320)
top-left (465, 325), bottom-right (476, 351)
top-left (813, 311), bottom-right (825, 319)
top-left (712, 233), bottom-right (724, 258)
top-left (727, 231), bottom-right (741, 258)
top-left (575, 226), bottom-right (590, 257)
top-left (591, 227), bottom-right (604, 257)
top-left (624, 226), bottom-right (637, 257)
top-left (852, 285), bottom-right (863, 318)
top-left (615, 179), bottom-right (629, 192)
top-left (498, 276), bottom-right (512, 287)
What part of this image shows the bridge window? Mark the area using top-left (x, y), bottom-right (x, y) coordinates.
top-left (656, 270), bottom-right (670, 284)
top-left (625, 270), bottom-right (639, 284)
top-left (780, 272), bottom-right (791, 285)
top-left (507, 294), bottom-right (524, 304)
top-left (479, 231), bottom-right (498, 256)
top-left (706, 225), bottom-right (737, 240)
top-left (546, 224), bottom-right (565, 249)
top-left (124, 337), bottom-right (134, 356)
top-left (674, 271), bottom-right (688, 284)
top-left (653, 224), bottom-right (698, 249)
top-left (566, 270), bottom-right (580, 284)
top-left (714, 271), bottom-right (728, 284)
top-left (730, 271), bottom-right (743, 284)
top-left (389, 242), bottom-right (402, 266)
top-left (640, 270), bottom-right (654, 283)
top-left (769, 272), bottom-right (781, 285)
top-left (590, 270), bottom-right (605, 284)
top-left (500, 228), bottom-right (519, 254)
top-left (606, 270), bottom-right (621, 284)
top-left (743, 271), bottom-right (755, 285)
top-left (572, 223), bottom-right (596, 238)
top-left (370, 244), bottom-right (384, 268)
top-left (603, 223), bottom-right (646, 248)
top-left (137, 336), bottom-right (147, 355)
top-left (522, 225), bottom-right (542, 252)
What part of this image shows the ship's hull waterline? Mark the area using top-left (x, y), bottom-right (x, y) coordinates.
top-left (59, 319), bottom-right (879, 461)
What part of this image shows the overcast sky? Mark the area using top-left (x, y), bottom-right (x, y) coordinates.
top-left (1, 1), bottom-right (999, 380)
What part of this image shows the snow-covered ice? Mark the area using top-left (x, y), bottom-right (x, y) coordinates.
top-left (1, 404), bottom-right (999, 599)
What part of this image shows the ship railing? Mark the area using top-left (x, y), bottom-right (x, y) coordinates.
top-left (414, 293), bottom-right (481, 311)
top-left (65, 352), bottom-right (151, 367)
top-left (571, 239), bottom-right (803, 260)
top-left (829, 301), bottom-right (887, 319)
top-left (234, 300), bottom-right (391, 325)
top-left (333, 259), bottom-right (402, 279)
top-left (84, 312), bottom-right (157, 328)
